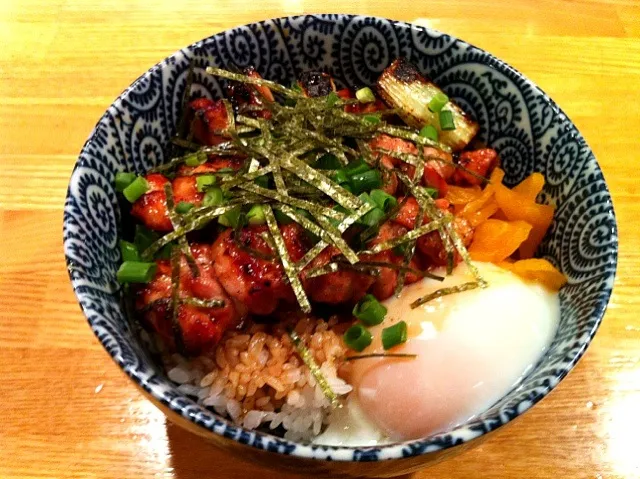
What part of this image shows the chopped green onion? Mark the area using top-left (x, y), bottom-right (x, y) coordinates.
top-left (122, 176), bottom-right (149, 203)
top-left (218, 206), bottom-right (243, 228)
top-left (247, 204), bottom-right (266, 225)
top-left (355, 87), bottom-right (376, 103)
top-left (428, 91), bottom-right (449, 113)
top-left (196, 175), bottom-right (216, 192)
top-left (254, 174), bottom-right (271, 189)
top-left (315, 153), bottom-right (342, 170)
top-left (119, 240), bottom-right (140, 262)
top-left (343, 324), bottom-right (373, 352)
top-left (381, 321), bottom-right (408, 350)
top-left (363, 114), bottom-right (381, 124)
top-left (333, 169), bottom-right (349, 185)
top-left (274, 208), bottom-right (294, 225)
top-left (393, 244), bottom-right (408, 256)
top-left (116, 261), bottom-right (157, 284)
top-left (291, 82), bottom-right (303, 92)
top-left (419, 186), bottom-right (439, 199)
top-left (439, 110), bottom-right (455, 131)
top-left (326, 91), bottom-right (339, 107)
top-left (134, 225), bottom-right (158, 253)
top-left (156, 243), bottom-right (173, 260)
top-left (115, 172), bottom-right (136, 192)
top-left (349, 169), bottom-right (382, 195)
top-left (370, 189), bottom-right (397, 212)
top-left (184, 151), bottom-right (207, 167)
top-left (203, 187), bottom-right (224, 207)
top-left (419, 125), bottom-right (439, 142)
top-left (175, 201), bottom-right (194, 214)
top-left (359, 207), bottom-right (385, 227)
top-left (343, 158), bottom-right (370, 176)
top-left (353, 294), bottom-right (387, 326)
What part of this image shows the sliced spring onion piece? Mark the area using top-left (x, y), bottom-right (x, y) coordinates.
top-left (359, 207), bottom-right (385, 228)
top-left (355, 87), bottom-right (376, 103)
top-left (419, 124), bottom-right (439, 142)
top-left (370, 189), bottom-right (397, 212)
top-left (134, 225), bottom-right (158, 253)
top-left (289, 330), bottom-right (338, 407)
top-left (344, 353), bottom-right (417, 361)
top-left (381, 321), bottom-right (408, 350)
top-left (326, 91), bottom-right (339, 107)
top-left (184, 151), bottom-right (208, 167)
top-left (219, 206), bottom-right (244, 228)
top-left (196, 175), bottom-right (216, 192)
top-left (119, 240), bottom-right (141, 262)
top-left (353, 294), bottom-right (387, 326)
top-left (315, 153), bottom-right (342, 170)
top-left (343, 158), bottom-right (371, 176)
top-left (349, 169), bottom-right (382, 195)
top-left (247, 204), bottom-right (266, 225)
top-left (439, 110), bottom-right (455, 131)
top-left (175, 201), bottom-right (194, 214)
top-left (428, 91), bottom-right (449, 113)
top-left (203, 187), bottom-right (224, 207)
top-left (343, 324), bottom-right (373, 352)
top-left (115, 172), bottom-right (136, 192)
top-left (116, 261), bottom-right (157, 284)
top-left (363, 114), bottom-right (381, 124)
top-left (264, 206), bottom-right (311, 313)
top-left (122, 176), bottom-right (149, 203)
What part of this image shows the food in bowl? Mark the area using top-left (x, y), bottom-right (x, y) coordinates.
top-left (112, 57), bottom-right (566, 445)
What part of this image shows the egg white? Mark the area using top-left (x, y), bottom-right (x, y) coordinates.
top-left (315, 262), bottom-right (559, 445)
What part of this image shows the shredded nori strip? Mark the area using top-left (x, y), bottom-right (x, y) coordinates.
top-left (207, 67), bottom-right (303, 98)
top-left (163, 183), bottom-right (199, 278)
top-left (410, 281), bottom-right (481, 308)
top-left (170, 247), bottom-right (186, 355)
top-left (394, 200), bottom-right (424, 296)
top-left (141, 204), bottom-right (237, 260)
top-left (363, 215), bottom-right (451, 254)
top-left (181, 297), bottom-right (226, 308)
top-left (289, 330), bottom-right (338, 407)
top-left (263, 206), bottom-right (311, 313)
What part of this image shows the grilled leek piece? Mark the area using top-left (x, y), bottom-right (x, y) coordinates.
top-left (376, 58), bottom-right (479, 151)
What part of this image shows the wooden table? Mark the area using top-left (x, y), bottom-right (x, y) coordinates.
top-left (1, 1), bottom-right (638, 477)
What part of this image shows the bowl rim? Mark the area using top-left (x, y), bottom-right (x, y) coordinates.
top-left (65, 13), bottom-right (618, 462)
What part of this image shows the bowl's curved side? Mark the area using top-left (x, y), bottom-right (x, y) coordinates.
top-left (63, 13), bottom-right (618, 467)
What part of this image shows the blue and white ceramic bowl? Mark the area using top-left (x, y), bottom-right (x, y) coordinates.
top-left (63, 14), bottom-right (618, 478)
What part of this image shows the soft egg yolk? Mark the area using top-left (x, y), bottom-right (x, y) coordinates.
top-left (347, 262), bottom-right (559, 441)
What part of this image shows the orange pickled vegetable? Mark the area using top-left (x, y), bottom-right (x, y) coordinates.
top-left (468, 219), bottom-right (532, 263)
top-left (498, 258), bottom-right (567, 291)
top-left (513, 172), bottom-right (545, 202)
top-left (459, 167), bottom-right (504, 218)
top-left (492, 169), bottom-right (554, 259)
top-left (445, 185), bottom-right (482, 205)
top-left (466, 199), bottom-right (498, 228)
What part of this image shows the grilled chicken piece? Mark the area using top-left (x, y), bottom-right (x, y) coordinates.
top-left (135, 244), bottom-right (240, 354)
top-left (211, 224), bottom-right (309, 316)
top-left (297, 71), bottom-right (336, 98)
top-left (376, 58), bottom-right (479, 151)
top-left (189, 98), bottom-right (230, 146)
top-left (453, 148), bottom-right (498, 186)
top-left (130, 174), bottom-right (206, 232)
top-left (302, 246), bottom-right (376, 305)
top-left (226, 66), bottom-right (274, 119)
top-left (131, 174), bottom-right (172, 232)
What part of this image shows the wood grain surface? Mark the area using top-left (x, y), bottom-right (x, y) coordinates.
top-left (1, 1), bottom-right (638, 478)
